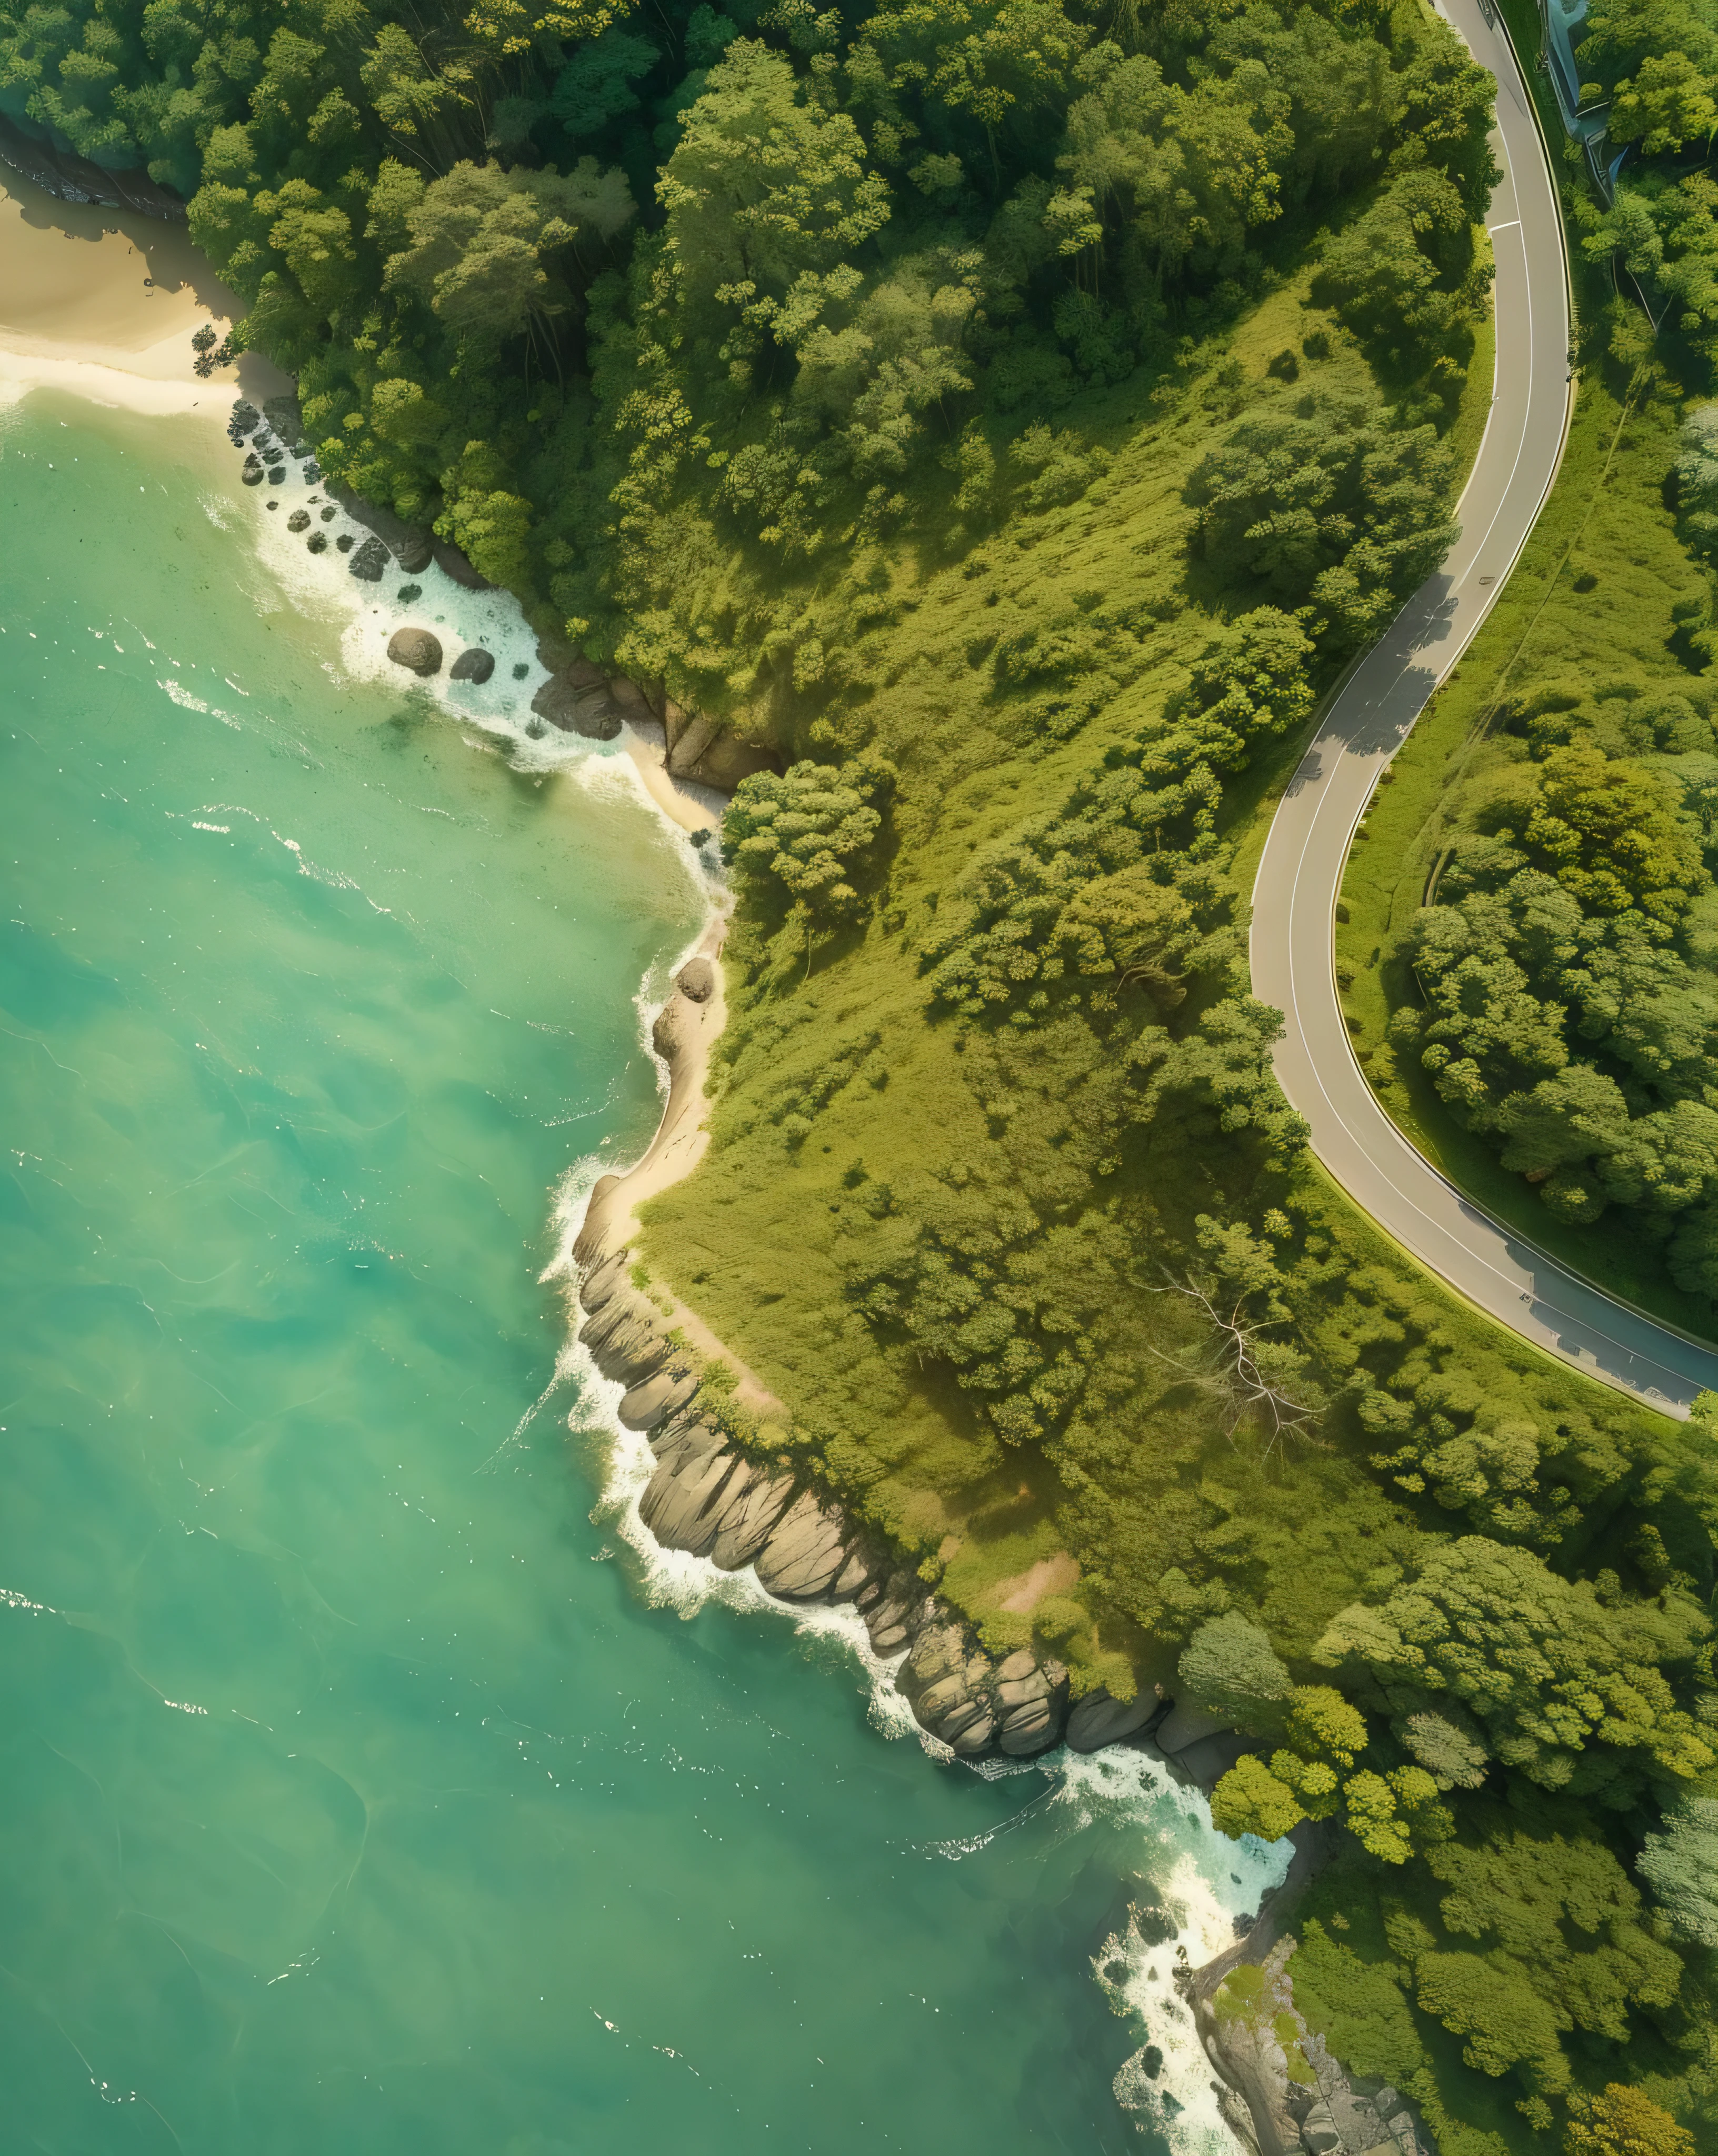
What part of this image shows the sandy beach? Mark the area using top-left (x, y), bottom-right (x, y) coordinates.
top-left (0, 165), bottom-right (287, 418)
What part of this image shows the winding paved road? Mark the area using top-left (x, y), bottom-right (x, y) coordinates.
top-left (1249, 0), bottom-right (1718, 1415)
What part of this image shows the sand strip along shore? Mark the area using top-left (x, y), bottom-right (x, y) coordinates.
top-left (0, 166), bottom-right (287, 420)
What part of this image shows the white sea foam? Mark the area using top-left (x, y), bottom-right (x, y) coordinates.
top-left (231, 434), bottom-right (726, 889)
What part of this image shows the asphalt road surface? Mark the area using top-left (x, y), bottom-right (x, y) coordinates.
top-left (1248, 0), bottom-right (1718, 1415)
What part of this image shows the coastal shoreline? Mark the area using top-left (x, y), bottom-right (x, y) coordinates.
top-left (0, 176), bottom-right (1350, 2156)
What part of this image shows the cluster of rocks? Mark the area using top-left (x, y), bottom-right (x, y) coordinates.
top-left (384, 628), bottom-right (495, 683)
top-left (1296, 2073), bottom-right (1429, 2156)
top-left (569, 961), bottom-right (1198, 1763)
top-left (228, 401), bottom-right (506, 596)
top-left (1191, 1935), bottom-right (1436, 2156)
top-left (531, 634), bottom-right (630, 742)
top-left (527, 633), bottom-right (782, 782)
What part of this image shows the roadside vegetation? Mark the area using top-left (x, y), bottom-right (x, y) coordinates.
top-left (5, 0), bottom-right (1717, 2143)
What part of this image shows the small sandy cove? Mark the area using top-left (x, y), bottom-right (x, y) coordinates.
top-left (0, 165), bottom-right (287, 419)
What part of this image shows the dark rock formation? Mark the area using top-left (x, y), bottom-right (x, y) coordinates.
top-left (241, 455), bottom-right (264, 486)
top-left (348, 536), bottom-right (389, 582)
top-left (262, 395), bottom-right (304, 451)
top-left (386, 627), bottom-right (442, 676)
top-left (335, 533), bottom-right (354, 553)
top-left (327, 489), bottom-right (438, 576)
top-left (306, 531), bottom-right (327, 554)
top-left (531, 655), bottom-right (624, 740)
top-left (0, 115), bottom-right (186, 217)
top-left (286, 510), bottom-right (309, 534)
top-left (1066, 1686), bottom-right (1159, 1753)
top-left (450, 646), bottom-right (495, 684)
top-left (663, 701), bottom-right (780, 791)
top-left (676, 956), bottom-right (716, 1004)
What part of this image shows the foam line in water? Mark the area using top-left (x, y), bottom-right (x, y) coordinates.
top-left (231, 439), bottom-right (727, 884)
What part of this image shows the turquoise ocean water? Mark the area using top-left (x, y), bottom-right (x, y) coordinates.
top-left (0, 395), bottom-right (1277, 2156)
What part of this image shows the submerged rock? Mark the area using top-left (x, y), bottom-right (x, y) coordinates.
top-left (306, 531), bottom-right (327, 554)
top-left (450, 646), bottom-right (495, 684)
top-left (387, 627), bottom-right (442, 677)
top-left (286, 510), bottom-right (309, 533)
top-left (335, 533), bottom-right (354, 553)
top-left (348, 535), bottom-right (389, 582)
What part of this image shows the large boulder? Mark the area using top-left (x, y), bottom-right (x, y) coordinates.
top-left (707, 1462), bottom-right (796, 1571)
top-left (754, 1491), bottom-right (849, 1600)
top-left (676, 956), bottom-right (716, 1003)
top-left (241, 454), bottom-right (264, 486)
top-left (532, 667), bottom-right (624, 740)
top-left (1154, 1700), bottom-right (1234, 1756)
top-left (578, 1297), bottom-right (668, 1389)
top-left (578, 1250), bottom-right (629, 1315)
top-left (639, 1445), bottom-right (738, 1557)
top-left (348, 535), bottom-right (389, 582)
top-left (618, 1364), bottom-right (698, 1431)
top-left (450, 646), bottom-right (495, 684)
top-left (387, 627), bottom-right (442, 677)
top-left (262, 394), bottom-right (304, 451)
top-left (663, 708), bottom-right (779, 791)
top-left (1066, 1687), bottom-right (1157, 1753)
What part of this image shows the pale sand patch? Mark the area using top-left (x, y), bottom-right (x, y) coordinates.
top-left (995, 1550), bottom-right (1080, 1614)
top-left (581, 913), bottom-right (784, 1416)
top-left (0, 167), bottom-right (289, 420)
top-left (618, 714), bottom-right (726, 836)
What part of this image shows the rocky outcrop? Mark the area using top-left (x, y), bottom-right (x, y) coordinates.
top-left (663, 700), bottom-right (779, 791)
top-left (0, 114), bottom-right (186, 218)
top-left (387, 627), bottom-right (442, 676)
top-left (564, 954), bottom-right (1093, 1760)
top-left (262, 395), bottom-right (305, 452)
top-left (532, 640), bottom-right (625, 740)
top-left (451, 646), bottom-right (496, 685)
top-left (349, 535), bottom-right (389, 583)
top-left (1066, 1686), bottom-right (1161, 1752)
top-left (286, 509), bottom-right (310, 534)
top-left (1191, 1933), bottom-right (1436, 2156)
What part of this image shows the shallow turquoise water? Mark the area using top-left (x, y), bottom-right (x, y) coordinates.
top-left (0, 396), bottom-right (1257, 2156)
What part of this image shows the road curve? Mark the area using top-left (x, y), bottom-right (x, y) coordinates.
top-left (1249, 0), bottom-right (1718, 1415)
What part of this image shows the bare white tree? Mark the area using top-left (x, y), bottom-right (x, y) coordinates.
top-left (1146, 1273), bottom-right (1325, 1460)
